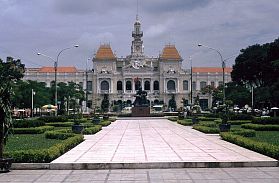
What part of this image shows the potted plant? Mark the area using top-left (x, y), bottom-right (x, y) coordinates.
top-left (219, 113), bottom-right (231, 132)
top-left (0, 57), bottom-right (25, 172)
top-left (92, 115), bottom-right (101, 124)
top-left (71, 120), bottom-right (84, 134)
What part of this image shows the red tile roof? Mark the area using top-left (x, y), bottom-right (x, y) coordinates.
top-left (160, 45), bottom-right (181, 60)
top-left (95, 44), bottom-right (116, 60)
top-left (39, 67), bottom-right (77, 73)
top-left (192, 67), bottom-right (233, 73)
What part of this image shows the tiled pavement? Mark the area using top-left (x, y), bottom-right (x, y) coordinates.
top-left (1, 167), bottom-right (279, 182)
top-left (51, 119), bottom-right (277, 168)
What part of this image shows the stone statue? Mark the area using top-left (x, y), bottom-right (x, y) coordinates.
top-left (133, 86), bottom-right (148, 107)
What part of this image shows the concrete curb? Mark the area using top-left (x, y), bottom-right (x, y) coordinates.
top-left (11, 161), bottom-right (278, 170)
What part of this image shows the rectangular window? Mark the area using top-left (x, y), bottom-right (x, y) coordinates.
top-left (87, 81), bottom-right (92, 91)
top-left (192, 82), bottom-right (196, 91)
top-left (183, 80), bottom-right (189, 90)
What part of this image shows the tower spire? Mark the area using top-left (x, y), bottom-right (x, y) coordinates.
top-left (136, 0), bottom-right (139, 20)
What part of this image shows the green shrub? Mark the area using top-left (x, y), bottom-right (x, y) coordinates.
top-left (38, 116), bottom-right (69, 122)
top-left (12, 126), bottom-right (55, 134)
top-left (177, 120), bottom-right (192, 126)
top-left (109, 118), bottom-right (117, 122)
top-left (13, 119), bottom-right (45, 128)
top-left (46, 122), bottom-right (74, 127)
top-left (220, 133), bottom-right (279, 160)
top-left (230, 114), bottom-right (253, 120)
top-left (45, 130), bottom-right (75, 140)
top-left (198, 121), bottom-right (217, 127)
top-left (69, 118), bottom-right (88, 123)
top-left (5, 135), bottom-right (83, 163)
top-left (168, 117), bottom-right (178, 122)
top-left (230, 129), bottom-right (256, 137)
top-left (193, 125), bottom-right (220, 133)
top-left (241, 123), bottom-right (279, 131)
top-left (118, 113), bottom-right (132, 117)
top-left (100, 121), bottom-right (111, 127)
top-left (198, 117), bottom-right (220, 121)
top-left (68, 113), bottom-right (83, 119)
top-left (83, 125), bottom-right (102, 135)
top-left (203, 113), bottom-right (220, 118)
top-left (252, 117), bottom-right (279, 124)
top-left (227, 120), bottom-right (252, 125)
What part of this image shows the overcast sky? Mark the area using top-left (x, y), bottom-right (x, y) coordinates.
top-left (0, 0), bottom-right (278, 69)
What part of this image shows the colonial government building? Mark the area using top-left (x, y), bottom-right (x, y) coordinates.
top-left (24, 18), bottom-right (232, 111)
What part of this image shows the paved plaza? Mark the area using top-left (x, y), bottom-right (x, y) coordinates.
top-left (51, 119), bottom-right (277, 169)
top-left (1, 167), bottom-right (279, 182)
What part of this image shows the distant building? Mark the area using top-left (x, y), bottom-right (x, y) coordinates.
top-left (24, 17), bottom-right (232, 111)
top-left (91, 17), bottom-right (232, 110)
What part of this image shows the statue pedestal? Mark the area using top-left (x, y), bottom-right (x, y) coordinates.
top-left (132, 106), bottom-right (150, 117)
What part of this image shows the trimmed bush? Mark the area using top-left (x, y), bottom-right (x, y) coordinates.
top-left (227, 120), bottom-right (252, 125)
top-left (198, 121), bottom-right (217, 127)
top-left (168, 117), bottom-right (178, 122)
top-left (177, 120), bottom-right (192, 126)
top-left (13, 119), bottom-right (45, 128)
top-left (100, 121), bottom-right (111, 127)
top-left (38, 116), bottom-right (68, 122)
top-left (198, 117), bottom-right (220, 121)
top-left (83, 125), bottom-right (102, 135)
top-left (220, 132), bottom-right (279, 160)
top-left (252, 117), bottom-right (279, 125)
top-left (5, 135), bottom-right (83, 163)
top-left (69, 118), bottom-right (89, 123)
top-left (12, 126), bottom-right (55, 134)
top-left (193, 125), bottom-right (220, 134)
top-left (46, 122), bottom-right (74, 127)
top-left (241, 123), bottom-right (279, 131)
top-left (230, 114), bottom-right (253, 120)
top-left (118, 113), bottom-right (132, 117)
top-left (230, 129), bottom-right (256, 137)
top-left (109, 118), bottom-right (117, 122)
top-left (45, 130), bottom-right (75, 140)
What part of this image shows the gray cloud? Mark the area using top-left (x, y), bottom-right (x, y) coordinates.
top-left (0, 0), bottom-right (278, 69)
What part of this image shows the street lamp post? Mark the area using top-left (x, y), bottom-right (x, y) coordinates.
top-left (37, 45), bottom-right (79, 116)
top-left (198, 44), bottom-right (226, 104)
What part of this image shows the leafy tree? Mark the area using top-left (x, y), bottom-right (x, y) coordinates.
top-left (101, 94), bottom-right (109, 113)
top-left (225, 82), bottom-right (250, 107)
top-left (0, 57), bottom-right (25, 159)
top-left (168, 94), bottom-right (177, 111)
top-left (231, 38), bottom-right (279, 107)
top-left (11, 80), bottom-right (51, 109)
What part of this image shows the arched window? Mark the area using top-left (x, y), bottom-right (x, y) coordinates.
top-left (153, 81), bottom-right (159, 90)
top-left (183, 80), bottom-right (188, 91)
top-left (144, 81), bottom-right (150, 90)
top-left (154, 99), bottom-right (159, 105)
top-left (135, 81), bottom-right (141, 90)
top-left (211, 81), bottom-right (215, 88)
top-left (167, 80), bottom-right (176, 91)
top-left (117, 81), bottom-right (123, 91)
top-left (218, 81), bottom-right (223, 87)
top-left (100, 80), bottom-right (109, 91)
top-left (200, 81), bottom-right (207, 90)
top-left (126, 81), bottom-right (132, 90)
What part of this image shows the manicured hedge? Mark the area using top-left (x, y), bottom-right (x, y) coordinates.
top-left (168, 117), bottom-right (178, 122)
top-left (5, 135), bottom-right (83, 163)
top-left (198, 121), bottom-right (217, 127)
top-left (227, 120), bottom-right (252, 125)
top-left (46, 122), bottom-right (74, 127)
top-left (69, 118), bottom-right (88, 123)
top-left (100, 121), bottom-right (111, 127)
top-left (109, 118), bottom-right (117, 122)
top-left (83, 125), bottom-right (102, 135)
top-left (230, 129), bottom-right (256, 137)
top-left (38, 116), bottom-right (68, 122)
top-left (13, 119), bottom-right (45, 128)
top-left (198, 117), bottom-right (220, 121)
top-left (177, 120), bottom-right (192, 126)
top-left (220, 132), bottom-right (279, 160)
top-left (12, 126), bottom-right (55, 134)
top-left (230, 114), bottom-right (253, 120)
top-left (241, 123), bottom-right (279, 131)
top-left (252, 117), bottom-right (279, 124)
top-left (193, 125), bottom-right (220, 134)
top-left (45, 129), bottom-right (75, 140)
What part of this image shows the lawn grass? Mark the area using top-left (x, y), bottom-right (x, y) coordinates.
top-left (5, 134), bottom-right (63, 152)
top-left (250, 131), bottom-right (279, 146)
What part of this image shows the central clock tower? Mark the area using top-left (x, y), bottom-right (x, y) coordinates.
top-left (131, 16), bottom-right (144, 56)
